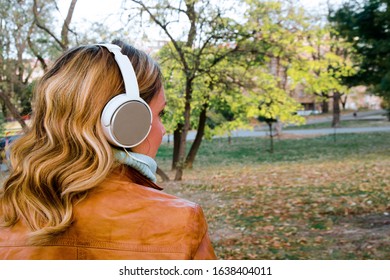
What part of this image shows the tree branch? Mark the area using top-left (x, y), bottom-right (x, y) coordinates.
top-left (131, 0), bottom-right (190, 71)
top-left (185, 0), bottom-right (196, 48)
top-left (26, 22), bottom-right (48, 72)
top-left (33, 0), bottom-right (65, 50)
top-left (0, 90), bottom-right (28, 133)
top-left (61, 0), bottom-right (78, 49)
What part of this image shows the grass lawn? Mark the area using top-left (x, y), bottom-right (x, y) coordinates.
top-left (156, 132), bottom-right (390, 259)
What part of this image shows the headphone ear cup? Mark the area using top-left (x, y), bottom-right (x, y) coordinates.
top-left (101, 94), bottom-right (152, 148)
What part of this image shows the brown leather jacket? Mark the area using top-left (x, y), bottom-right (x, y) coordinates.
top-left (0, 169), bottom-right (217, 260)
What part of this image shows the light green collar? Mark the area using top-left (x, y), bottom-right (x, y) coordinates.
top-left (113, 149), bottom-right (157, 183)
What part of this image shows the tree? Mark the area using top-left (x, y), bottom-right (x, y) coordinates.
top-left (127, 0), bottom-right (360, 178)
top-left (253, 67), bottom-right (304, 149)
top-left (31, 0), bottom-right (78, 68)
top-left (128, 0), bottom-right (253, 180)
top-left (243, 1), bottom-right (306, 132)
top-left (182, 46), bottom-right (259, 166)
top-left (0, 0), bottom-right (79, 132)
top-left (129, 0), bottom-right (314, 176)
top-left (1, 0), bottom-right (37, 132)
top-left (329, 0), bottom-right (390, 115)
top-left (288, 22), bottom-right (357, 127)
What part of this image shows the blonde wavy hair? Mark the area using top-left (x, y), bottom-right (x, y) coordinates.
top-left (0, 40), bottom-right (162, 244)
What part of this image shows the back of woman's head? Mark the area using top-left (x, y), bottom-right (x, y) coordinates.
top-left (0, 41), bottom-right (162, 244)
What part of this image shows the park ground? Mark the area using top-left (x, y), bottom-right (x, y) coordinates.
top-left (156, 128), bottom-right (390, 259)
top-left (1, 110), bottom-right (389, 259)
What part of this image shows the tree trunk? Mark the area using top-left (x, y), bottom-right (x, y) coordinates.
top-left (174, 167), bottom-right (183, 181)
top-left (332, 91), bottom-right (341, 128)
top-left (0, 90), bottom-right (28, 133)
top-left (185, 101), bottom-right (208, 169)
top-left (61, 0), bottom-right (78, 49)
top-left (174, 128), bottom-right (187, 181)
top-left (341, 94), bottom-right (347, 110)
top-left (321, 99), bottom-right (329, 113)
top-left (174, 80), bottom-right (192, 181)
top-left (172, 124), bottom-right (182, 170)
top-left (268, 122), bottom-right (274, 153)
top-left (156, 166), bottom-right (170, 182)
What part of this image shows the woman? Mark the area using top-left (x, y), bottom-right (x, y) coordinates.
top-left (0, 40), bottom-right (216, 260)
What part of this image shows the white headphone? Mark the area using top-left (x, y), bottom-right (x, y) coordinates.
top-left (98, 43), bottom-right (152, 148)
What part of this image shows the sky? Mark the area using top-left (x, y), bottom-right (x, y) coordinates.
top-left (57, 0), bottom-right (346, 45)
top-left (58, 0), bottom-right (346, 25)
top-left (299, 0), bottom-right (345, 12)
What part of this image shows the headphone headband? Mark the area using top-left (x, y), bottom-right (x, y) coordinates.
top-left (97, 43), bottom-right (140, 99)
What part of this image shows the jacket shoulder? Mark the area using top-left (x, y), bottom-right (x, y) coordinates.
top-left (68, 179), bottom-right (209, 255)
